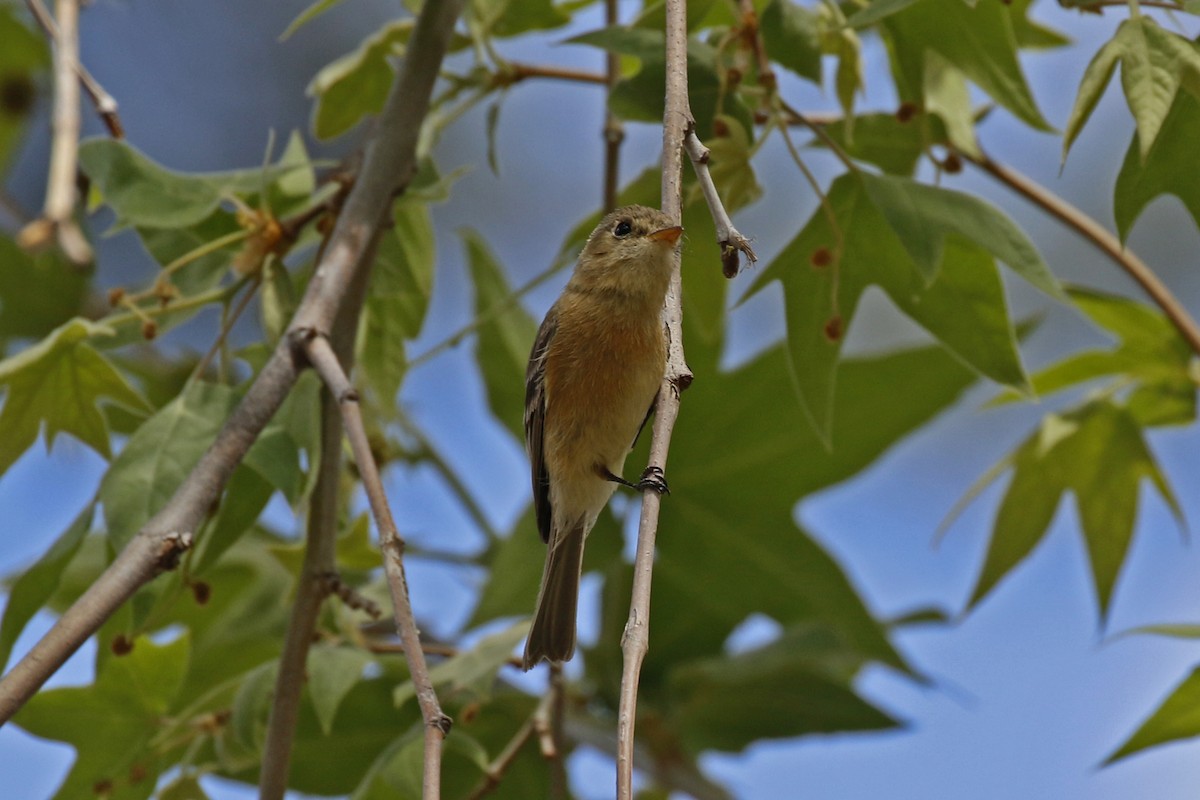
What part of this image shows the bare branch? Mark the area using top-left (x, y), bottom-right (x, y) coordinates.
top-left (960, 147), bottom-right (1200, 357)
top-left (682, 127), bottom-right (756, 278)
top-left (18, 0), bottom-right (91, 264)
top-left (616, 0), bottom-right (693, 796)
top-left (258, 248), bottom-right (373, 800)
top-left (24, 0), bottom-right (123, 137)
top-left (0, 0), bottom-right (465, 725)
top-left (302, 334), bottom-right (452, 796)
top-left (465, 717), bottom-right (537, 800)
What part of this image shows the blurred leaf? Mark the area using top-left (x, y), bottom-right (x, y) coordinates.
top-left (0, 237), bottom-right (89, 342)
top-left (884, 0), bottom-right (1052, 131)
top-left (230, 660), bottom-right (277, 752)
top-left (193, 467), bottom-right (274, 575)
top-left (272, 513), bottom-right (380, 576)
top-left (761, 0), bottom-right (821, 83)
top-left (1063, 18), bottom-right (1200, 164)
top-left (0, 318), bottom-right (149, 476)
top-left (1113, 623), bottom-right (1200, 640)
top-left (100, 381), bottom-right (302, 551)
top-left (358, 199), bottom-right (436, 408)
top-left (469, 0), bottom-right (570, 37)
top-left (308, 20), bottom-right (412, 140)
top-left (462, 229), bottom-right (538, 441)
top-left (666, 625), bottom-right (897, 753)
top-left (133, 212), bottom-right (243, 298)
top-left (815, 113), bottom-right (926, 176)
top-left (79, 138), bottom-right (311, 229)
top-left (1105, 667), bottom-right (1200, 765)
top-left (0, 504), bottom-right (92, 671)
top-left (966, 400), bottom-right (1181, 620)
top-left (745, 173), bottom-right (1031, 442)
top-left (1009, 0), bottom-right (1070, 50)
top-left (846, 0), bottom-right (919, 28)
top-left (1114, 88), bottom-right (1200, 241)
top-left (393, 621), bottom-right (528, 709)
top-left (13, 635), bottom-right (189, 800)
top-left (309, 644), bottom-right (373, 735)
top-left (923, 52), bottom-right (979, 158)
top-left (281, 0), bottom-right (349, 40)
top-left (0, 7), bottom-right (48, 169)
top-left (568, 26), bottom-right (752, 138)
top-left (158, 775), bottom-right (211, 800)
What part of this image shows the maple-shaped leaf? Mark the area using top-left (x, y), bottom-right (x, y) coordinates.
top-left (1063, 17), bottom-right (1200, 163)
top-left (0, 318), bottom-right (150, 476)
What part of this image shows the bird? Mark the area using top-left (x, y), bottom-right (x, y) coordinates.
top-left (522, 204), bottom-right (683, 670)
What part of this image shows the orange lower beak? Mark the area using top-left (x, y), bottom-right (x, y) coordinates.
top-left (648, 225), bottom-right (684, 246)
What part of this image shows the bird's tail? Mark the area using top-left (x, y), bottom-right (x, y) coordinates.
top-left (523, 518), bottom-right (587, 670)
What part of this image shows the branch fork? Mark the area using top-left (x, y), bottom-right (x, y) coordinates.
top-left (682, 124), bottom-right (757, 278)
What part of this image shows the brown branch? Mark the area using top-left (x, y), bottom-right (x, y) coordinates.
top-left (302, 334), bottom-right (452, 797)
top-left (18, 0), bottom-right (91, 265)
top-left (500, 62), bottom-right (608, 86)
top-left (682, 127), bottom-right (756, 277)
top-left (23, 0), bottom-right (123, 137)
top-left (961, 147), bottom-right (1200, 357)
top-left (258, 247), bottom-right (373, 800)
top-left (465, 717), bottom-right (537, 800)
top-left (0, 0), bottom-right (465, 726)
top-left (616, 0), bottom-right (693, 796)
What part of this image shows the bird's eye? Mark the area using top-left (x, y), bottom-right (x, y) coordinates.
top-left (613, 219), bottom-right (633, 238)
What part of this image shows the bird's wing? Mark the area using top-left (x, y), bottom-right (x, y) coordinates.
top-left (526, 308), bottom-right (556, 543)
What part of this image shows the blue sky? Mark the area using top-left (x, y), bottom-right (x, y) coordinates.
top-left (4, 2), bottom-right (1200, 798)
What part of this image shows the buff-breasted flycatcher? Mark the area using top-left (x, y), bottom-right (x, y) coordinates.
top-left (522, 204), bottom-right (683, 670)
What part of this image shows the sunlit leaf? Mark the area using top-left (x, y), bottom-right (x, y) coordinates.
top-left (1114, 88), bottom-right (1200, 241)
top-left (761, 0), bottom-right (821, 84)
top-left (1105, 667), bottom-right (1200, 765)
top-left (0, 318), bottom-right (149, 476)
top-left (307, 21), bottom-right (412, 140)
top-left (309, 645), bottom-right (373, 735)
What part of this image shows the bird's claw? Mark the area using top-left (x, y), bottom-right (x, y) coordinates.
top-left (635, 465), bottom-right (670, 495)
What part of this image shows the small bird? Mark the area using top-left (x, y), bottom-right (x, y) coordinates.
top-left (522, 204), bottom-right (683, 670)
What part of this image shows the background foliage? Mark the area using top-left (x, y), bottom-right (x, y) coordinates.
top-left (3, 0), bottom-right (1200, 797)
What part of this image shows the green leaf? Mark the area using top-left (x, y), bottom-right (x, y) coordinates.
top-left (13, 635), bottom-right (189, 800)
top-left (0, 7), bottom-right (49, 170)
top-left (691, 115), bottom-right (761, 213)
top-left (309, 645), bottom-right (373, 735)
top-left (393, 621), bottom-right (528, 710)
top-left (462, 230), bottom-right (538, 442)
top-left (923, 51), bottom-right (980, 157)
top-left (358, 200), bottom-right (436, 407)
top-left (1064, 19), bottom-right (1200, 163)
top-left (0, 504), bottom-right (93, 671)
top-left (158, 775), bottom-right (211, 800)
top-left (761, 0), bottom-right (821, 83)
top-left (1104, 667), bottom-right (1200, 765)
top-left (846, 0), bottom-right (920, 28)
top-left (745, 173), bottom-right (1032, 441)
top-left (1114, 88), bottom-right (1200, 241)
top-left (308, 20), bottom-right (412, 140)
top-left (860, 172), bottom-right (1058, 294)
top-left (883, 0), bottom-right (1052, 131)
top-left (0, 237), bottom-right (89, 341)
top-left (1008, 0), bottom-right (1070, 50)
top-left (469, 0), bottom-right (570, 37)
top-left (0, 318), bottom-right (149, 476)
top-left (100, 381), bottom-right (302, 550)
top-left (280, 0), bottom-right (348, 40)
top-left (812, 113), bottom-right (926, 176)
top-left (667, 625), bottom-right (897, 753)
top-left (966, 400), bottom-right (1181, 620)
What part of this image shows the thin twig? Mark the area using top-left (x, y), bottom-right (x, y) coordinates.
top-left (499, 62), bottom-right (608, 86)
top-left (302, 334), bottom-right (452, 797)
top-left (682, 126), bottom-right (757, 278)
top-left (258, 245), bottom-right (373, 800)
top-left (18, 0), bottom-right (91, 264)
top-left (364, 639), bottom-right (524, 669)
top-left (547, 661), bottom-right (567, 799)
top-left (24, 0), bottom-right (123, 136)
top-left (190, 275), bottom-right (261, 381)
top-left (616, 0), bottom-right (693, 796)
top-left (603, 0), bottom-right (623, 212)
top-left (961, 147), bottom-right (1200, 357)
top-left (465, 717), bottom-right (537, 800)
top-left (0, 0), bottom-right (465, 726)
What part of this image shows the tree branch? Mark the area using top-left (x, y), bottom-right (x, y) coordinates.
top-left (18, 0), bottom-right (92, 264)
top-left (603, 0), bottom-right (623, 213)
top-left (960, 147), bottom-right (1200, 357)
top-left (682, 127), bottom-right (756, 277)
top-left (23, 0), bottom-right (123, 137)
top-left (616, 0), bottom-right (693, 796)
top-left (301, 333), bottom-right (452, 797)
top-left (258, 245), bottom-right (373, 800)
top-left (0, 0), bottom-right (465, 725)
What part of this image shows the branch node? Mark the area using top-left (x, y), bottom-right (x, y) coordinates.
top-left (671, 371), bottom-right (694, 393)
top-left (155, 531), bottom-right (193, 571)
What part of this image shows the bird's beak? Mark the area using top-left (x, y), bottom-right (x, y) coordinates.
top-left (648, 225), bottom-right (684, 246)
